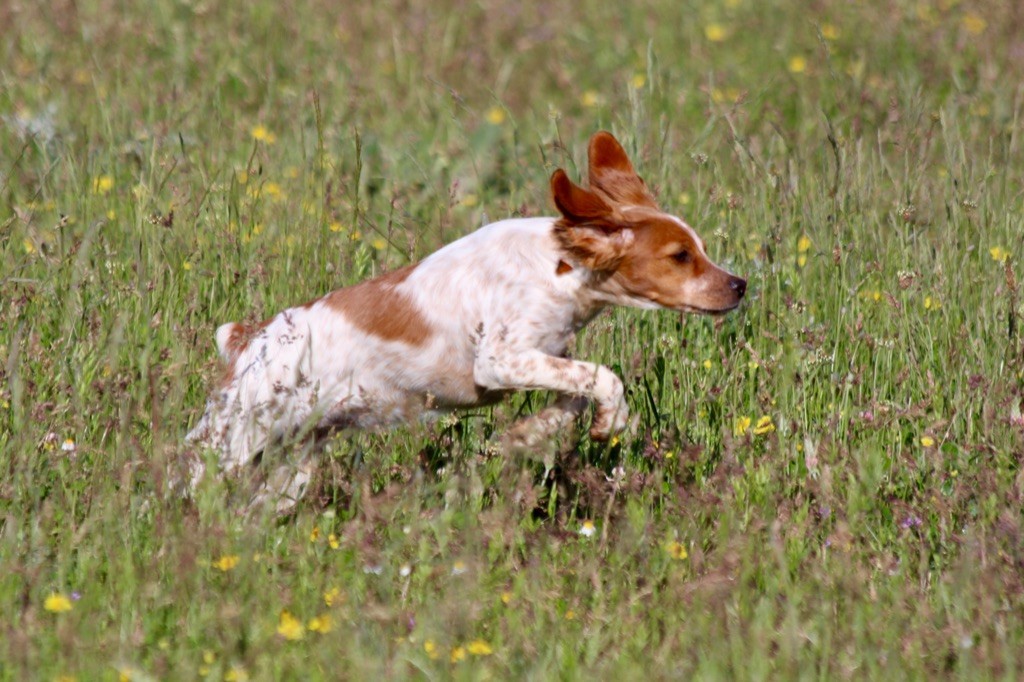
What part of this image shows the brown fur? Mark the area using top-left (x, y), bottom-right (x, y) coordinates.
top-left (323, 263), bottom-right (432, 346)
top-left (221, 323), bottom-right (250, 364)
top-left (550, 169), bottom-right (634, 271)
top-left (550, 133), bottom-right (744, 313)
top-left (218, 320), bottom-right (271, 388)
top-left (587, 131), bottom-right (658, 208)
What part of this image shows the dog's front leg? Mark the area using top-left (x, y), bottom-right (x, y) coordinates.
top-left (474, 345), bottom-right (628, 440)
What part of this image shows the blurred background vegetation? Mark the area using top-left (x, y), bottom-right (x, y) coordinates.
top-left (2, 0), bottom-right (1023, 678)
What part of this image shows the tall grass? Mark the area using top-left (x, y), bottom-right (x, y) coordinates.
top-left (2, 0), bottom-right (1023, 678)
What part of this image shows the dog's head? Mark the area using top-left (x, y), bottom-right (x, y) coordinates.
top-left (552, 131), bottom-right (745, 314)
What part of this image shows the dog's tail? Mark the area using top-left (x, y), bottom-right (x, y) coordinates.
top-left (215, 322), bottom-right (249, 365)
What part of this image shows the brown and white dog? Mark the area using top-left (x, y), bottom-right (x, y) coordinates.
top-left (185, 131), bottom-right (745, 509)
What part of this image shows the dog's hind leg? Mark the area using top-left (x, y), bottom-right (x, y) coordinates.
top-left (500, 394), bottom-right (588, 453)
top-left (247, 446), bottom-right (316, 516)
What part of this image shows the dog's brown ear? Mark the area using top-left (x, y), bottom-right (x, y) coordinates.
top-left (551, 169), bottom-right (633, 271)
top-left (551, 168), bottom-right (613, 223)
top-left (588, 131), bottom-right (658, 209)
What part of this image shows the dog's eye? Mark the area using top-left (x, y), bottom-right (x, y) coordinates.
top-left (672, 250), bottom-right (691, 264)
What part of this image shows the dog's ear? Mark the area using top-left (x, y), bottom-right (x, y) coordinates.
top-left (587, 131), bottom-right (658, 209)
top-left (551, 169), bottom-right (634, 271)
top-left (551, 168), bottom-right (614, 223)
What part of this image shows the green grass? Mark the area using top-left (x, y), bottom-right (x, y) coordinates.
top-left (2, 0), bottom-right (1023, 678)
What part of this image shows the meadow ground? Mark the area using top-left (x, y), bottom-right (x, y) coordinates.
top-left (2, 0), bottom-right (1024, 678)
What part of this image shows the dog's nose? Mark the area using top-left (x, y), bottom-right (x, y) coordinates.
top-left (729, 276), bottom-right (747, 299)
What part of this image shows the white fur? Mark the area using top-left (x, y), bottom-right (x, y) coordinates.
top-left (184, 217), bottom-right (629, 496)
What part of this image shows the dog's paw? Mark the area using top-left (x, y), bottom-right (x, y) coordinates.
top-left (589, 394), bottom-right (629, 441)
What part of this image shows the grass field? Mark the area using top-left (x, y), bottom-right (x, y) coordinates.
top-left (3, 0), bottom-right (1024, 678)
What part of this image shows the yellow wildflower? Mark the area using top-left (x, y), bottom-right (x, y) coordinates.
top-left (962, 13), bottom-right (986, 35)
top-left (44, 593), bottom-right (73, 613)
top-left (711, 87), bottom-right (741, 104)
top-left (251, 125), bottom-right (276, 144)
top-left (308, 614), bottom-right (332, 633)
top-left (704, 23), bottom-right (727, 42)
top-left (665, 541), bottom-right (688, 560)
top-left (920, 435), bottom-right (935, 448)
top-left (753, 416), bottom-right (775, 435)
top-left (467, 639), bottom-right (493, 656)
top-left (788, 56), bottom-right (807, 74)
top-left (225, 667), bottom-right (249, 682)
top-left (990, 246), bottom-right (1009, 262)
top-left (263, 182), bottom-right (284, 200)
top-left (485, 107), bottom-right (506, 125)
top-left (212, 555), bottom-right (239, 571)
top-left (93, 175), bottom-right (114, 194)
top-left (277, 611), bottom-right (305, 640)
top-left (733, 416), bottom-right (752, 436)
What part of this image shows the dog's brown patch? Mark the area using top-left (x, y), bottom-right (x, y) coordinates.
top-left (220, 323), bottom-right (249, 364)
top-left (217, 319), bottom-right (271, 387)
top-left (323, 263), bottom-right (432, 346)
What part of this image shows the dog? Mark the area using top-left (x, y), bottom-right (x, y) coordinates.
top-left (185, 131), bottom-right (745, 510)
